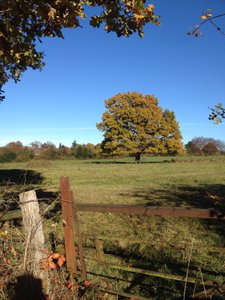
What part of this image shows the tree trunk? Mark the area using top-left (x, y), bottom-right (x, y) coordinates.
top-left (135, 152), bottom-right (141, 163)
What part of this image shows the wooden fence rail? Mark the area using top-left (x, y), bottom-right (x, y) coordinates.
top-left (77, 203), bottom-right (225, 219)
top-left (1, 204), bottom-right (225, 222)
top-left (77, 203), bottom-right (225, 298)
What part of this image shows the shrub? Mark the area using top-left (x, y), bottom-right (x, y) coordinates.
top-left (0, 148), bottom-right (17, 162)
top-left (185, 142), bottom-right (202, 155)
top-left (202, 142), bottom-right (218, 156)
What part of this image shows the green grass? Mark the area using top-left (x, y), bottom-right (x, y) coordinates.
top-left (1, 156), bottom-right (225, 299)
top-left (10, 156), bottom-right (225, 210)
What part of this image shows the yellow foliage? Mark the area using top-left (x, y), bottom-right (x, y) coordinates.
top-left (97, 92), bottom-right (183, 158)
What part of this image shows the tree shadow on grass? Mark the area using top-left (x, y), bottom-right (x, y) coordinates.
top-left (6, 274), bottom-right (46, 300)
top-left (36, 188), bottom-right (61, 220)
top-left (0, 169), bottom-right (59, 205)
top-left (0, 188), bottom-right (60, 219)
top-left (90, 159), bottom-right (175, 164)
top-left (100, 242), bottom-right (223, 299)
top-left (0, 169), bottom-right (45, 214)
top-left (102, 242), bottom-right (225, 299)
top-left (91, 161), bottom-right (129, 164)
top-left (120, 183), bottom-right (225, 211)
top-left (35, 188), bottom-right (59, 203)
top-left (0, 169), bottom-right (44, 186)
top-left (114, 184), bottom-right (225, 298)
top-left (0, 171), bottom-right (61, 223)
top-left (120, 183), bottom-right (225, 243)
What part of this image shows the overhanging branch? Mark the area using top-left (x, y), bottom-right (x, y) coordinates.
top-left (188, 13), bottom-right (225, 36)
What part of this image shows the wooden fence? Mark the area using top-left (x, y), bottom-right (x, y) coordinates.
top-left (2, 201), bottom-right (225, 222)
top-left (1, 176), bottom-right (225, 299)
top-left (59, 177), bottom-right (225, 299)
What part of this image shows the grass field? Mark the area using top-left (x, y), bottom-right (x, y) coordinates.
top-left (1, 156), bottom-right (225, 299)
top-left (2, 155), bottom-right (225, 203)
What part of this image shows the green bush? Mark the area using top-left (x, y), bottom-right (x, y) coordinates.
top-left (0, 148), bottom-right (17, 162)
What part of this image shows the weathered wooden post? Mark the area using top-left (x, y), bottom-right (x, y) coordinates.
top-left (94, 238), bottom-right (105, 263)
top-left (19, 190), bottom-right (45, 276)
top-left (19, 190), bottom-right (50, 297)
top-left (60, 177), bottom-right (77, 275)
top-left (71, 191), bottom-right (87, 278)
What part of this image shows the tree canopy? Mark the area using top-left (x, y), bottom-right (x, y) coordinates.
top-left (0, 0), bottom-right (159, 101)
top-left (97, 92), bottom-right (183, 161)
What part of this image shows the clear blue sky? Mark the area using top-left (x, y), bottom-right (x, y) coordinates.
top-left (1, 0), bottom-right (225, 147)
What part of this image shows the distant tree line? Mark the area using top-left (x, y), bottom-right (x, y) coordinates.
top-left (0, 136), bottom-right (224, 163)
top-left (185, 137), bottom-right (225, 156)
top-left (0, 140), bottom-right (102, 163)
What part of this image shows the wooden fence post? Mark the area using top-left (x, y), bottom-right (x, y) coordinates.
top-left (19, 190), bottom-right (47, 281)
top-left (94, 239), bottom-right (105, 263)
top-left (71, 191), bottom-right (87, 278)
top-left (60, 177), bottom-right (77, 275)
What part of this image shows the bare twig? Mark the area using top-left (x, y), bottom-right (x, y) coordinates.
top-left (189, 13), bottom-right (225, 36)
top-left (199, 267), bottom-right (208, 298)
top-left (183, 238), bottom-right (195, 300)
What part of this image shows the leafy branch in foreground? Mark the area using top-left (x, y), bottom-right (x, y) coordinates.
top-left (0, 1), bottom-right (160, 102)
top-left (188, 9), bottom-right (225, 123)
top-left (209, 103), bottom-right (225, 124)
top-left (188, 9), bottom-right (225, 37)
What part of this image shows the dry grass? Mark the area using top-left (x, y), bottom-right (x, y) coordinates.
top-left (1, 156), bottom-right (225, 298)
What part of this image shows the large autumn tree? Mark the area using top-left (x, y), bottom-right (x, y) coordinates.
top-left (0, 0), bottom-right (159, 101)
top-left (97, 92), bottom-right (183, 161)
